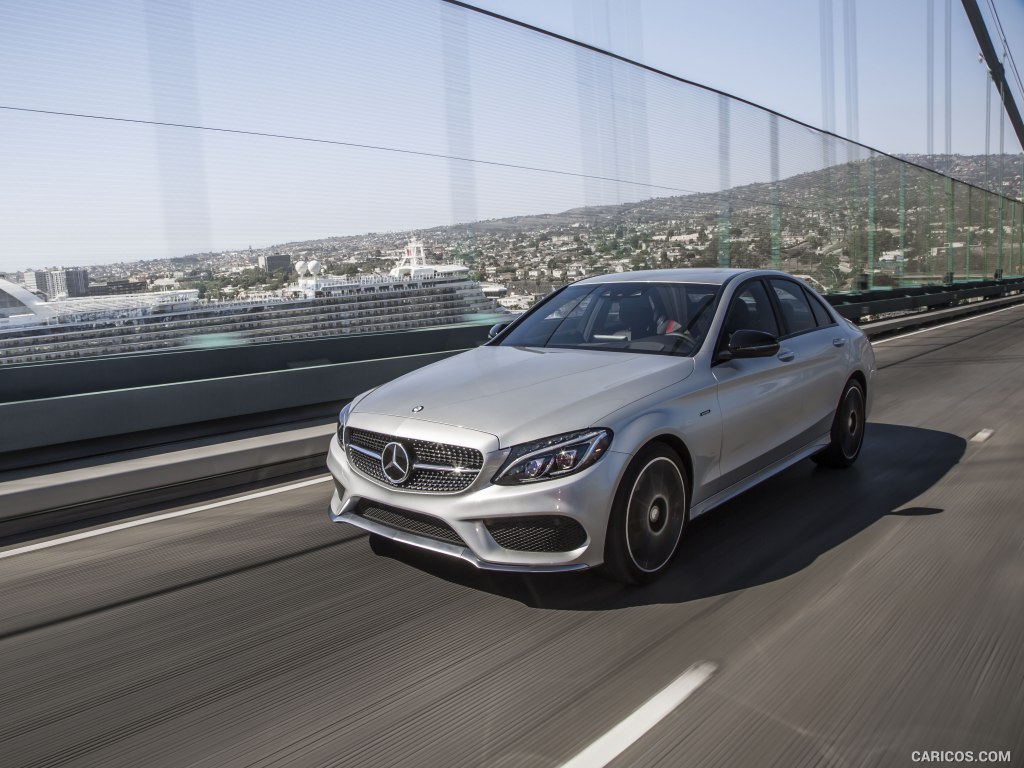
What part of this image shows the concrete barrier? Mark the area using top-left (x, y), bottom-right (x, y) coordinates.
top-left (0, 422), bottom-right (336, 537)
top-left (0, 349), bottom-right (462, 454)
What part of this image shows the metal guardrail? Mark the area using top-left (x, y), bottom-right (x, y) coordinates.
top-left (825, 277), bottom-right (1024, 323)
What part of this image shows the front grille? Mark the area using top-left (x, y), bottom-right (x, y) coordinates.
top-left (347, 447), bottom-right (393, 485)
top-left (345, 427), bottom-right (483, 494)
top-left (485, 516), bottom-right (588, 553)
top-left (347, 428), bottom-right (389, 454)
top-left (356, 501), bottom-right (465, 546)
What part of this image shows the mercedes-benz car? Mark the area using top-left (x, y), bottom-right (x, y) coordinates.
top-left (327, 269), bottom-right (875, 583)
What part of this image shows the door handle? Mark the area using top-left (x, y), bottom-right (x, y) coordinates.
top-left (832, 338), bottom-right (847, 347)
top-left (777, 349), bottom-right (795, 362)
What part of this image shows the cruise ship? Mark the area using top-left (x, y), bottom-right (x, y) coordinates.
top-left (0, 240), bottom-right (497, 365)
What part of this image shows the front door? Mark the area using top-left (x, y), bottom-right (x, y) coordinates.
top-left (712, 278), bottom-right (807, 486)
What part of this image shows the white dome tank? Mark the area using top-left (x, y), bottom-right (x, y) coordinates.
top-left (307, 259), bottom-right (322, 275)
top-left (295, 260), bottom-right (309, 276)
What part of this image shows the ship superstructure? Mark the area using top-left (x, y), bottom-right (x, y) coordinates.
top-left (0, 241), bottom-right (495, 365)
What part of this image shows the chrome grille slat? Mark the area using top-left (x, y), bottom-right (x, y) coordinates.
top-left (349, 443), bottom-right (380, 459)
top-left (345, 427), bottom-right (483, 494)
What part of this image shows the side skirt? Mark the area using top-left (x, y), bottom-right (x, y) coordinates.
top-left (689, 435), bottom-right (830, 519)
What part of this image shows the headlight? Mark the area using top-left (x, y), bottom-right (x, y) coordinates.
top-left (336, 402), bottom-right (353, 445)
top-left (492, 429), bottom-right (612, 485)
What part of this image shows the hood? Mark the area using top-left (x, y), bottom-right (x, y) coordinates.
top-left (355, 345), bottom-right (694, 447)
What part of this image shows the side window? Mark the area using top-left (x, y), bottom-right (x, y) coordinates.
top-left (803, 287), bottom-right (835, 327)
top-left (723, 281), bottom-right (779, 340)
top-left (769, 279), bottom-right (817, 335)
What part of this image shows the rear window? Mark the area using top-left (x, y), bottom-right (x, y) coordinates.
top-left (804, 287), bottom-right (835, 327)
top-left (769, 279), bottom-right (817, 335)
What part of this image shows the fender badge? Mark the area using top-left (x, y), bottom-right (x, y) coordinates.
top-left (412, 405), bottom-right (424, 413)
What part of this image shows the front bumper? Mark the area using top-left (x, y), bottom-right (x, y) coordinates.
top-left (326, 431), bottom-right (628, 571)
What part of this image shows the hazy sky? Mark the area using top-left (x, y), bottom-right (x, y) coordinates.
top-left (1, 0), bottom-right (1022, 273)
top-left (476, 0), bottom-right (1024, 153)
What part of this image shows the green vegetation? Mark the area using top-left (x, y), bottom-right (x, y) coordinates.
top-left (180, 268), bottom-right (288, 300)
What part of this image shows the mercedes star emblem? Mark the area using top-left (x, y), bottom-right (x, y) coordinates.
top-left (381, 441), bottom-right (412, 485)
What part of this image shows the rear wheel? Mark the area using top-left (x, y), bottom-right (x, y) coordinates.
top-left (813, 379), bottom-right (866, 468)
top-left (602, 443), bottom-right (689, 585)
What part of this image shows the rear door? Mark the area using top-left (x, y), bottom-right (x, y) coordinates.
top-left (767, 278), bottom-right (847, 444)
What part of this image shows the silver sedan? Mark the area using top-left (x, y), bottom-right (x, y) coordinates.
top-left (327, 269), bottom-right (875, 583)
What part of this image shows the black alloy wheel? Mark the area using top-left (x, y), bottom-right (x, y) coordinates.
top-left (602, 442), bottom-right (689, 585)
top-left (813, 379), bottom-right (866, 468)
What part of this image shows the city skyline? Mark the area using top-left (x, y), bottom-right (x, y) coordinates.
top-left (3, 150), bottom-right (1022, 282)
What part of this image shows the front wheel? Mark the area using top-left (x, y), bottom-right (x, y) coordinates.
top-left (602, 443), bottom-right (689, 585)
top-left (813, 379), bottom-right (866, 468)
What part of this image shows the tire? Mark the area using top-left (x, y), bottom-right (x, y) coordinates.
top-left (812, 379), bottom-right (866, 468)
top-left (602, 443), bottom-right (690, 585)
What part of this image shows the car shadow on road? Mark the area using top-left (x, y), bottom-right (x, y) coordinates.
top-left (369, 423), bottom-right (965, 609)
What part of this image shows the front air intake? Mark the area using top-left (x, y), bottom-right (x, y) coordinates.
top-left (484, 516), bottom-right (588, 553)
top-left (356, 501), bottom-right (466, 547)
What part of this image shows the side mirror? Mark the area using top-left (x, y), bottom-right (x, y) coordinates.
top-left (487, 322), bottom-right (511, 340)
top-left (725, 329), bottom-right (780, 359)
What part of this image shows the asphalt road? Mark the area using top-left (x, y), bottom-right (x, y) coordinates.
top-left (2, 307), bottom-right (1023, 767)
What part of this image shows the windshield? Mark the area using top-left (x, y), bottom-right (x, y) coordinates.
top-left (498, 282), bottom-right (721, 356)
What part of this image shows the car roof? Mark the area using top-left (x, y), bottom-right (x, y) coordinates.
top-left (574, 268), bottom-right (756, 286)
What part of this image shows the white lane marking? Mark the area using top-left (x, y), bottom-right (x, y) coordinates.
top-left (970, 428), bottom-right (995, 443)
top-left (871, 301), bottom-right (1024, 345)
top-left (0, 475), bottom-right (333, 560)
top-left (559, 662), bottom-right (717, 768)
